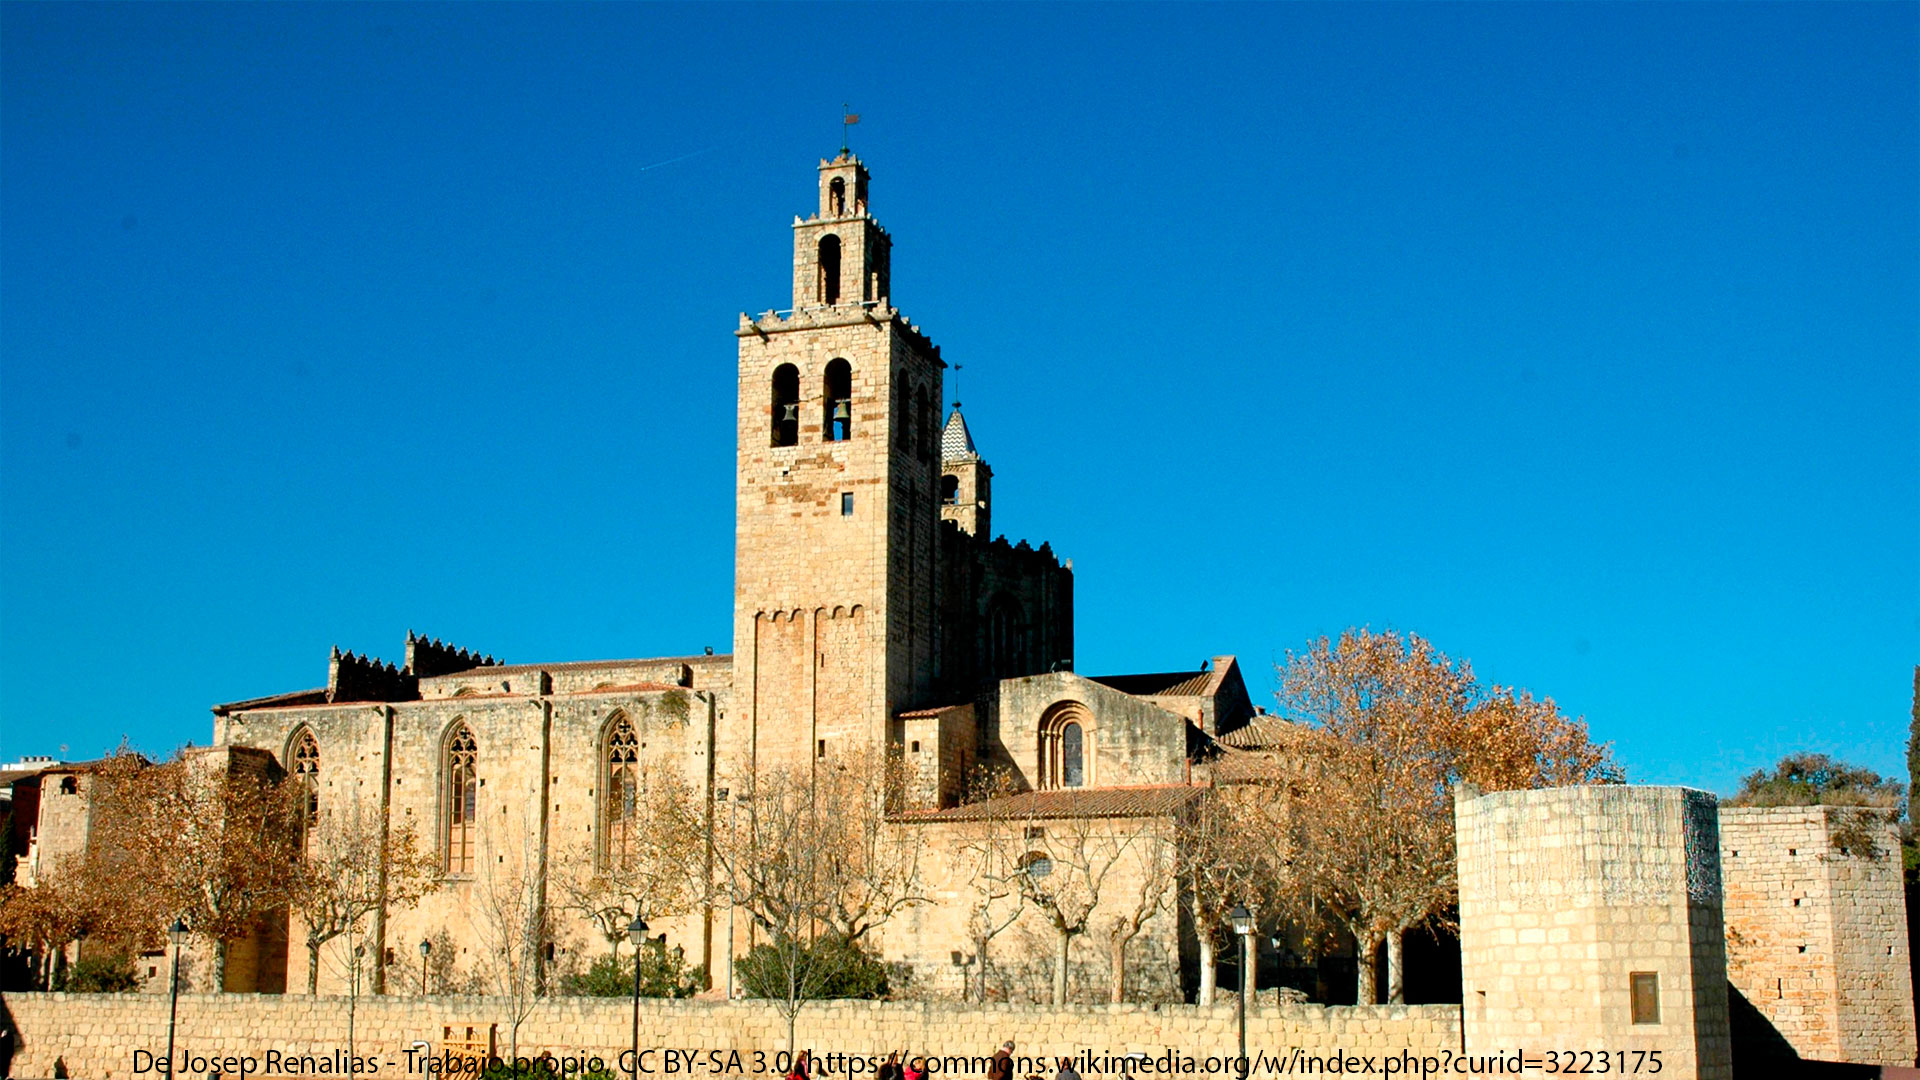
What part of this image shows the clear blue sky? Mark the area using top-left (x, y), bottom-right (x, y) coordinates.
top-left (3, 3), bottom-right (1915, 795)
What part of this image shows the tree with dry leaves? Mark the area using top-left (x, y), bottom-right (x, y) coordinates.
top-left (88, 749), bottom-right (305, 991)
top-left (287, 797), bottom-right (440, 994)
top-left (472, 809), bottom-right (553, 1064)
top-left (1271, 628), bottom-right (1618, 1005)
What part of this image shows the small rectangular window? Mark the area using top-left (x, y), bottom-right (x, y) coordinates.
top-left (841, 492), bottom-right (854, 516)
top-left (911, 740), bottom-right (921, 753)
top-left (817, 739), bottom-right (827, 759)
top-left (1630, 972), bottom-right (1660, 1024)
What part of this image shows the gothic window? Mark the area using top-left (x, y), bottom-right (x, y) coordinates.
top-left (988, 594), bottom-right (1027, 679)
top-left (60, 776), bottom-right (78, 795)
top-left (1038, 703), bottom-right (1093, 790)
top-left (818, 234), bottom-right (841, 305)
top-left (896, 381), bottom-right (913, 451)
top-left (292, 728), bottom-right (320, 843)
top-left (829, 177), bottom-right (846, 215)
top-left (602, 715), bottom-right (640, 871)
top-left (914, 386), bottom-right (931, 460)
top-left (824, 359), bottom-right (853, 441)
top-left (445, 724), bottom-right (478, 876)
top-left (771, 364), bottom-right (800, 447)
top-left (941, 474), bottom-right (960, 505)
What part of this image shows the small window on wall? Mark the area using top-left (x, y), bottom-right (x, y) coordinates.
top-left (1630, 972), bottom-right (1660, 1024)
top-left (941, 474), bottom-right (960, 505)
top-left (841, 492), bottom-right (854, 516)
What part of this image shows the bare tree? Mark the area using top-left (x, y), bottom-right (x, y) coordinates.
top-left (714, 759), bottom-right (906, 1053)
top-left (551, 766), bottom-right (704, 960)
top-left (951, 768), bottom-right (1027, 1002)
top-left (288, 797), bottom-right (439, 993)
top-left (472, 811), bottom-right (552, 1063)
top-left (1101, 823), bottom-right (1173, 1003)
top-left (815, 747), bottom-right (927, 944)
top-left (1177, 783), bottom-right (1280, 1005)
top-left (997, 808), bottom-right (1154, 1005)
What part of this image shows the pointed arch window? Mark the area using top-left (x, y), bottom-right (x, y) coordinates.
top-left (771, 364), bottom-right (800, 447)
top-left (292, 729), bottom-right (320, 846)
top-left (445, 725), bottom-right (478, 876)
top-left (603, 715), bottom-right (641, 871)
top-left (824, 359), bottom-right (853, 441)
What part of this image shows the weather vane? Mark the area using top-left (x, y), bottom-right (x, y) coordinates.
top-left (841, 104), bottom-right (860, 155)
top-left (951, 363), bottom-right (963, 411)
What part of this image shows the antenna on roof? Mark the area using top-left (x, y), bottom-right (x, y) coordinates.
top-left (951, 363), bottom-right (963, 411)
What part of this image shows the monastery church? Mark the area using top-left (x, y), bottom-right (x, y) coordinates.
top-left (183, 153), bottom-right (1253, 999)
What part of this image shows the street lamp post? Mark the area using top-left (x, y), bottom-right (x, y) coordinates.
top-left (1229, 904), bottom-right (1254, 1080)
top-left (165, 918), bottom-right (188, 1077)
top-left (718, 787), bottom-right (734, 1002)
top-left (419, 939), bottom-right (432, 996)
top-left (627, 916), bottom-right (649, 1079)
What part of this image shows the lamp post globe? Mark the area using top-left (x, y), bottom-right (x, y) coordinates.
top-left (627, 916), bottom-right (649, 1078)
top-left (419, 939), bottom-right (432, 996)
top-left (1228, 905), bottom-right (1254, 1080)
top-left (165, 918), bottom-right (189, 1078)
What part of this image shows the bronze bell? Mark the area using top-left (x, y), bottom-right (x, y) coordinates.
top-left (780, 403), bottom-right (799, 423)
top-left (832, 400), bottom-right (851, 421)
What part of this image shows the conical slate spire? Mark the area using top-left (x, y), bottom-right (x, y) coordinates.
top-left (941, 406), bottom-right (978, 461)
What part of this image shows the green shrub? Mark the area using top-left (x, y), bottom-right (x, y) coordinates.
top-left (559, 947), bottom-right (705, 998)
top-left (735, 932), bottom-right (887, 1001)
top-left (57, 953), bottom-right (141, 993)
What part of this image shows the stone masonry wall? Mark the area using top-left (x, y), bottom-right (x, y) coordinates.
top-left (3, 992), bottom-right (1460, 1080)
top-left (1718, 805), bottom-right (1916, 1067)
top-left (1455, 785), bottom-right (1731, 1080)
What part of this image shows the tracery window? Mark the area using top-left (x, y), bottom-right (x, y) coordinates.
top-left (292, 729), bottom-right (320, 847)
top-left (603, 715), bottom-right (641, 871)
top-left (445, 725), bottom-right (478, 876)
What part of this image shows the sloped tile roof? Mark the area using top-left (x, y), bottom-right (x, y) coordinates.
top-left (1091, 670), bottom-right (1214, 697)
top-left (1216, 715), bottom-right (1301, 749)
top-left (899, 784), bottom-right (1205, 822)
top-left (211, 687), bottom-right (330, 715)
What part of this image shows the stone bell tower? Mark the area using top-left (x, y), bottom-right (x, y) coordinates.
top-left (731, 154), bottom-right (944, 780)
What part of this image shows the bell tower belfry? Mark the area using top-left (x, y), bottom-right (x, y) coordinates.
top-left (732, 154), bottom-right (942, 780)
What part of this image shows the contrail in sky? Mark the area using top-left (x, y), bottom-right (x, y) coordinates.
top-left (637, 147), bottom-right (717, 172)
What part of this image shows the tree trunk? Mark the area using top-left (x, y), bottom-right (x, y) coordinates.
top-left (1052, 930), bottom-right (1071, 1005)
top-left (307, 941), bottom-right (321, 994)
top-left (213, 937), bottom-right (229, 993)
top-left (1386, 930), bottom-right (1405, 1005)
top-left (1108, 936), bottom-right (1127, 1004)
top-left (1354, 930), bottom-right (1382, 1005)
top-left (974, 933), bottom-right (990, 1003)
top-left (1197, 935), bottom-right (1215, 1006)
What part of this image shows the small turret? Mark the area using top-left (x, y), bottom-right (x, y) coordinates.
top-left (939, 405), bottom-right (991, 538)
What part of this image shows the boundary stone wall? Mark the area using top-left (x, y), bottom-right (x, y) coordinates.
top-left (1719, 805), bottom-right (1916, 1067)
top-left (1, 993), bottom-right (1459, 1080)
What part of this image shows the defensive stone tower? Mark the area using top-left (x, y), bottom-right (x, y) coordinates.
top-left (733, 154), bottom-right (944, 778)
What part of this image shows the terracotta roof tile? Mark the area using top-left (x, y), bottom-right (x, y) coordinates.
top-left (897, 704), bottom-right (969, 718)
top-left (1217, 716), bottom-right (1301, 749)
top-left (1091, 670), bottom-right (1213, 697)
top-left (212, 687), bottom-right (330, 715)
top-left (900, 784), bottom-right (1205, 822)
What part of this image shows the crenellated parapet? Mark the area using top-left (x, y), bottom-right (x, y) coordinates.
top-left (404, 630), bottom-right (500, 678)
top-left (326, 646), bottom-right (418, 703)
